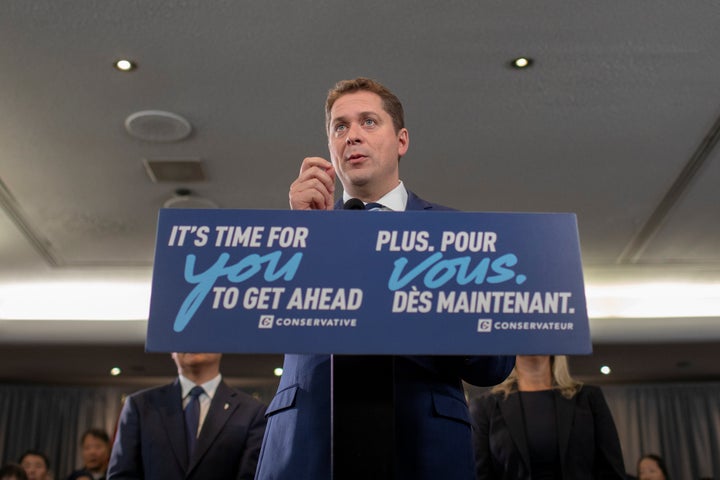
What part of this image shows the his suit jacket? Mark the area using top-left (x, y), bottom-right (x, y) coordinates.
top-left (470, 385), bottom-right (626, 480)
top-left (254, 191), bottom-right (516, 480)
top-left (108, 379), bottom-right (267, 480)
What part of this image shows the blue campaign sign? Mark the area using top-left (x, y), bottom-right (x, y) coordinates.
top-left (146, 209), bottom-right (591, 355)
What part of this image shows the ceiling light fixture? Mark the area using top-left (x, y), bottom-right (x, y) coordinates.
top-left (125, 110), bottom-right (192, 143)
top-left (163, 188), bottom-right (219, 209)
top-left (274, 368), bottom-right (284, 377)
top-left (510, 57), bottom-right (533, 69)
top-left (0, 281), bottom-right (151, 320)
top-left (600, 366), bottom-right (611, 375)
top-left (114, 59), bottom-right (137, 72)
top-left (586, 282), bottom-right (720, 318)
top-left (110, 367), bottom-right (122, 376)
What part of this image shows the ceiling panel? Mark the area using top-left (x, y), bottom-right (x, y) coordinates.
top-left (639, 142), bottom-right (720, 263)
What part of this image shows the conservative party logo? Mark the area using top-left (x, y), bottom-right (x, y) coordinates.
top-left (477, 319), bottom-right (493, 333)
top-left (258, 315), bottom-right (274, 329)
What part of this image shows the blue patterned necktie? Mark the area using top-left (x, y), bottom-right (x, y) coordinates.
top-left (184, 385), bottom-right (205, 458)
top-left (364, 202), bottom-right (385, 211)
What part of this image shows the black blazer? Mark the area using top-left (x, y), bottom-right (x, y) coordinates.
top-left (470, 385), bottom-right (626, 480)
top-left (108, 379), bottom-right (266, 480)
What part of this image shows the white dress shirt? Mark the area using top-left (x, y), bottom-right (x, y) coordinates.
top-left (342, 180), bottom-right (408, 212)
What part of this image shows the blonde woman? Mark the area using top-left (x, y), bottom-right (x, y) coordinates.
top-left (470, 355), bottom-right (626, 479)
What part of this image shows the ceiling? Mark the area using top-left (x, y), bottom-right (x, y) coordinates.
top-left (1, 1), bottom-right (719, 390)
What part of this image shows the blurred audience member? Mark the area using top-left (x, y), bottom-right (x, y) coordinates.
top-left (18, 451), bottom-right (50, 480)
top-left (0, 464), bottom-right (28, 480)
top-left (470, 355), bottom-right (626, 479)
top-left (66, 428), bottom-right (110, 480)
top-left (637, 454), bottom-right (670, 480)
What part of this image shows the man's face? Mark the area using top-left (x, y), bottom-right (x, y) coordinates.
top-left (638, 459), bottom-right (666, 480)
top-left (327, 90), bottom-right (408, 199)
top-left (81, 435), bottom-right (109, 472)
top-left (172, 352), bottom-right (222, 371)
top-left (21, 454), bottom-right (48, 480)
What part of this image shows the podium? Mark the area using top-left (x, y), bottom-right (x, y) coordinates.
top-left (330, 197), bottom-right (395, 478)
top-left (145, 208), bottom-right (591, 478)
top-left (332, 355), bottom-right (396, 478)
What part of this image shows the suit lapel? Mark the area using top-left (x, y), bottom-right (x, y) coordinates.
top-left (405, 190), bottom-right (434, 211)
top-left (159, 380), bottom-right (189, 471)
top-left (499, 393), bottom-right (532, 471)
top-left (188, 381), bottom-right (240, 471)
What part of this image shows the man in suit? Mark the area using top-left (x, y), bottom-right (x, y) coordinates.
top-left (254, 77), bottom-right (515, 480)
top-left (107, 353), bottom-right (266, 480)
top-left (66, 429), bottom-right (111, 480)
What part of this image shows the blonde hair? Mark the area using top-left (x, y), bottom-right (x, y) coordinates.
top-left (491, 355), bottom-right (582, 399)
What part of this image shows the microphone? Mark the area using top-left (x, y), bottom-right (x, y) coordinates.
top-left (343, 198), bottom-right (365, 210)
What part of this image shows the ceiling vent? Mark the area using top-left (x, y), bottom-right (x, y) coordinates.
top-left (125, 110), bottom-right (192, 142)
top-left (143, 158), bottom-right (206, 183)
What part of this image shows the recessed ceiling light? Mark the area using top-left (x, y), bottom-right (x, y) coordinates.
top-left (110, 367), bottom-right (122, 376)
top-left (600, 365), bottom-right (611, 375)
top-left (114, 59), bottom-right (137, 72)
top-left (273, 367), bottom-right (284, 377)
top-left (511, 57), bottom-right (533, 69)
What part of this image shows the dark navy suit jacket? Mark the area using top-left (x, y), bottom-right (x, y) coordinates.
top-left (108, 379), bottom-right (267, 480)
top-left (471, 385), bottom-right (626, 479)
top-left (254, 191), bottom-right (515, 480)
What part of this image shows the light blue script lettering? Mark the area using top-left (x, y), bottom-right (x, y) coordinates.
top-left (388, 252), bottom-right (524, 290)
top-left (173, 251), bottom-right (303, 332)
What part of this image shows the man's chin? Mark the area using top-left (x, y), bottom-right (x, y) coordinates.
top-left (344, 172), bottom-right (372, 188)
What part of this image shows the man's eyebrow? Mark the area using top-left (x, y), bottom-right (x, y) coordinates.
top-left (331, 114), bottom-right (348, 125)
top-left (331, 111), bottom-right (381, 124)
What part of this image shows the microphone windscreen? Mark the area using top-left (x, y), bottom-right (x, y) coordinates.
top-left (343, 198), bottom-right (365, 210)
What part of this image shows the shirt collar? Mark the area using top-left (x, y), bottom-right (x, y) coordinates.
top-left (342, 180), bottom-right (407, 212)
top-left (178, 373), bottom-right (222, 399)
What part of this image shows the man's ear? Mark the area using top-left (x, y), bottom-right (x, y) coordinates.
top-left (397, 128), bottom-right (409, 158)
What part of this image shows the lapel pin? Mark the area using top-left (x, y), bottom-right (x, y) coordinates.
top-left (224, 403), bottom-right (229, 410)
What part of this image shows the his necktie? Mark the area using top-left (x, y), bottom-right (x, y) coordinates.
top-left (364, 202), bottom-right (385, 211)
top-left (342, 198), bottom-right (387, 211)
top-left (184, 385), bottom-right (204, 458)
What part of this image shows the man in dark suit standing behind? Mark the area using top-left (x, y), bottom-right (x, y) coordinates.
top-left (108, 353), bottom-right (266, 480)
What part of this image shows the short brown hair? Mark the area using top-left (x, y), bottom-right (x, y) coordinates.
top-left (19, 450), bottom-right (49, 470)
top-left (325, 77), bottom-right (405, 133)
top-left (81, 428), bottom-right (110, 446)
